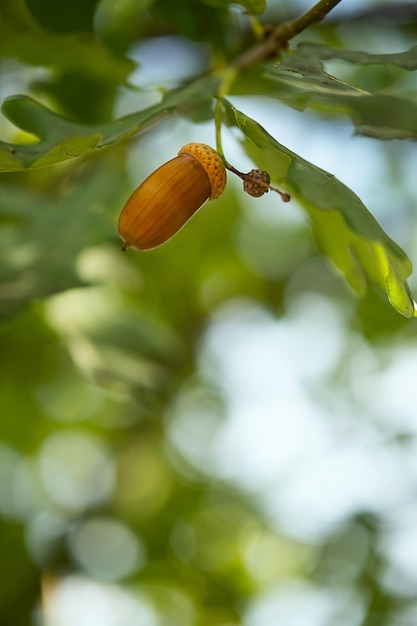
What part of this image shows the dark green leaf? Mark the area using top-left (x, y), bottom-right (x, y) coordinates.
top-left (0, 0), bottom-right (134, 84)
top-left (25, 0), bottom-right (99, 34)
top-left (224, 101), bottom-right (416, 317)
top-left (150, 0), bottom-right (232, 46)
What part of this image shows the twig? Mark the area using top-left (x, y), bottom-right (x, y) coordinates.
top-left (215, 0), bottom-right (343, 174)
top-left (232, 0), bottom-right (343, 71)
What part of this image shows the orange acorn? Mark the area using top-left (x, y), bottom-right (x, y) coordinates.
top-left (118, 143), bottom-right (227, 250)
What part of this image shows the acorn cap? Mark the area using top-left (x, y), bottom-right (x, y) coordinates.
top-left (178, 143), bottom-right (227, 199)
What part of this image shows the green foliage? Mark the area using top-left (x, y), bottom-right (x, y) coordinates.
top-left (150, 0), bottom-right (231, 44)
top-left (1, 2), bottom-right (415, 314)
top-left (0, 0), bottom-right (134, 82)
top-left (224, 101), bottom-right (415, 317)
top-left (0, 153), bottom-right (128, 317)
top-left (297, 41), bottom-right (417, 71)
top-left (0, 76), bottom-right (220, 169)
top-left (1, 2), bottom-right (417, 625)
top-left (262, 46), bottom-right (417, 140)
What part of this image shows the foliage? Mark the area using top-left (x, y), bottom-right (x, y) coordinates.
top-left (1, 1), bottom-right (417, 625)
top-left (1, 2), bottom-right (416, 315)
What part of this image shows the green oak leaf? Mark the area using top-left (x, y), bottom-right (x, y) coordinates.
top-left (224, 101), bottom-right (416, 318)
top-left (258, 49), bottom-right (417, 140)
top-left (0, 76), bottom-right (221, 170)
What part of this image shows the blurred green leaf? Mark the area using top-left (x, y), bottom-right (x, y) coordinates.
top-left (25, 0), bottom-right (99, 33)
top-left (224, 101), bottom-right (416, 317)
top-left (149, 0), bottom-right (232, 46)
top-left (44, 285), bottom-right (183, 393)
top-left (0, 520), bottom-right (39, 622)
top-left (260, 49), bottom-right (417, 140)
top-left (0, 0), bottom-right (135, 83)
top-left (0, 76), bottom-right (220, 170)
top-left (0, 153), bottom-right (127, 315)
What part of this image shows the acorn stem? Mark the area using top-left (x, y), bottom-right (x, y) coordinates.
top-left (226, 164), bottom-right (246, 180)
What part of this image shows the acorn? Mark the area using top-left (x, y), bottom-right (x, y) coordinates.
top-left (118, 143), bottom-right (227, 250)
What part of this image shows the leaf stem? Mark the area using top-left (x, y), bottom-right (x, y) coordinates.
top-left (248, 15), bottom-right (265, 40)
top-left (232, 0), bottom-right (343, 70)
top-left (214, 69), bottom-right (237, 166)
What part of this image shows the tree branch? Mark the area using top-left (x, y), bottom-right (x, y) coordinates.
top-left (232, 0), bottom-right (343, 71)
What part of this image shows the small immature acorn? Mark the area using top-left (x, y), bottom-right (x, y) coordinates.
top-left (228, 165), bottom-right (290, 202)
top-left (118, 143), bottom-right (227, 250)
top-left (243, 169), bottom-right (272, 197)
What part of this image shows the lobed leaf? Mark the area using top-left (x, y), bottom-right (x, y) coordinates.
top-left (259, 49), bottom-right (417, 140)
top-left (224, 101), bottom-right (416, 317)
top-left (0, 76), bottom-right (221, 171)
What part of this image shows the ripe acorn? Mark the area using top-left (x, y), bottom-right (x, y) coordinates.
top-left (118, 143), bottom-right (227, 250)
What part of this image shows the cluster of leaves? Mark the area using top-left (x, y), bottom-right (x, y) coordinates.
top-left (1, 1), bottom-right (417, 626)
top-left (1, 0), bottom-right (417, 316)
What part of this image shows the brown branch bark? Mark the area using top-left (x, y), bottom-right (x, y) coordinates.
top-left (231, 0), bottom-right (343, 71)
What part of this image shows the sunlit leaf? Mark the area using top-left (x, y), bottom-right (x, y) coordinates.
top-left (0, 76), bottom-right (220, 170)
top-left (224, 101), bottom-right (416, 317)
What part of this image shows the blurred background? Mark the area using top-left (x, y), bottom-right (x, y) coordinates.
top-left (1, 1), bottom-right (417, 625)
